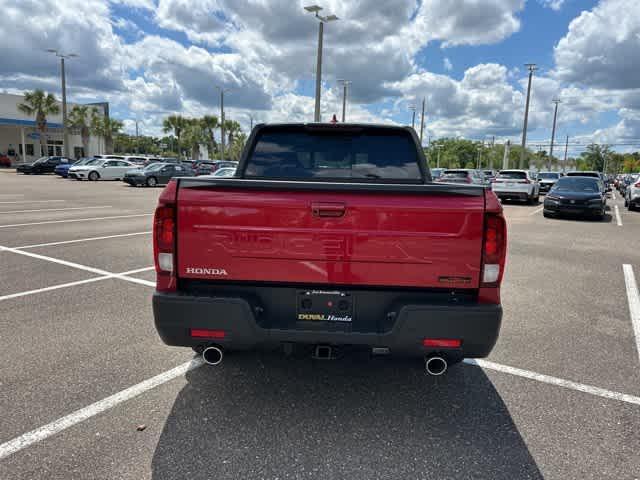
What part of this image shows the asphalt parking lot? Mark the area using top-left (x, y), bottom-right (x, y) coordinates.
top-left (0, 171), bottom-right (639, 479)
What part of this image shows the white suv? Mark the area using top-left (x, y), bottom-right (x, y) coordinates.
top-left (624, 174), bottom-right (640, 211)
top-left (491, 170), bottom-right (540, 204)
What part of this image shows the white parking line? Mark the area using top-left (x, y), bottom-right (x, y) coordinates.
top-left (0, 245), bottom-right (156, 288)
top-left (0, 200), bottom-right (66, 204)
top-left (0, 267), bottom-right (154, 302)
top-left (0, 213), bottom-right (152, 229)
top-left (465, 359), bottom-right (640, 406)
top-left (623, 264), bottom-right (640, 365)
top-left (612, 190), bottom-right (617, 200)
top-left (614, 205), bottom-right (623, 226)
top-left (0, 205), bottom-right (111, 214)
top-left (15, 231), bottom-right (152, 250)
top-left (0, 358), bottom-right (204, 461)
top-left (528, 206), bottom-right (544, 216)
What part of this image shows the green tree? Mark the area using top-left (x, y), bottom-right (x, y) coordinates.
top-left (182, 119), bottom-right (207, 159)
top-left (199, 115), bottom-right (219, 157)
top-left (224, 119), bottom-right (242, 146)
top-left (576, 144), bottom-right (614, 172)
top-left (228, 133), bottom-right (247, 161)
top-left (163, 115), bottom-right (187, 155)
top-left (91, 117), bottom-right (123, 154)
top-left (67, 105), bottom-right (97, 157)
top-left (17, 90), bottom-right (60, 158)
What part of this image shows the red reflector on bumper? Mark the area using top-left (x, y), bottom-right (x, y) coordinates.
top-left (190, 329), bottom-right (225, 339)
top-left (423, 338), bottom-right (461, 348)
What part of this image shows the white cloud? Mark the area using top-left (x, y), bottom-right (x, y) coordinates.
top-left (539, 0), bottom-right (565, 10)
top-left (444, 58), bottom-right (453, 71)
top-left (553, 0), bottom-right (640, 89)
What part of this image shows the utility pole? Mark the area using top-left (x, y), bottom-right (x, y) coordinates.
top-left (337, 79), bottom-right (351, 122)
top-left (135, 120), bottom-right (139, 154)
top-left (520, 64), bottom-right (538, 169)
top-left (419, 97), bottom-right (426, 144)
top-left (305, 5), bottom-right (338, 122)
top-left (216, 86), bottom-right (230, 160)
top-left (563, 135), bottom-right (569, 173)
top-left (549, 99), bottom-right (561, 170)
top-left (248, 114), bottom-right (254, 131)
top-left (47, 50), bottom-right (78, 157)
top-left (502, 140), bottom-right (511, 170)
top-left (436, 145), bottom-right (442, 168)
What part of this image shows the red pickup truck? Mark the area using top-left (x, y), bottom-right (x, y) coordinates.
top-left (152, 123), bottom-right (506, 375)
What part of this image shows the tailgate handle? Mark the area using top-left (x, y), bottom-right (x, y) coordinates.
top-left (312, 202), bottom-right (346, 218)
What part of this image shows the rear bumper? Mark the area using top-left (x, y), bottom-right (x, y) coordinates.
top-left (124, 177), bottom-right (145, 185)
top-left (153, 291), bottom-right (502, 358)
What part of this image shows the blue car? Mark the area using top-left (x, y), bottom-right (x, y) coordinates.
top-left (55, 158), bottom-right (94, 178)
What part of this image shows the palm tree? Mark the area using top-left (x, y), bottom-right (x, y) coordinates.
top-left (199, 115), bottom-right (219, 158)
top-left (224, 120), bottom-right (242, 147)
top-left (17, 90), bottom-right (60, 158)
top-left (182, 119), bottom-right (207, 160)
top-left (90, 115), bottom-right (123, 154)
top-left (163, 115), bottom-right (187, 155)
top-left (68, 106), bottom-right (97, 157)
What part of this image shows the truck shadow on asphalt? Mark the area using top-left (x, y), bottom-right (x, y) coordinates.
top-left (151, 353), bottom-right (542, 480)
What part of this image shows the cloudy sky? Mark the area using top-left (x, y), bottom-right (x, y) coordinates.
top-left (2, 0), bottom-right (639, 155)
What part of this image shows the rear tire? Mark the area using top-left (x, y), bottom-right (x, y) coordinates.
top-left (88, 171), bottom-right (99, 181)
top-left (146, 176), bottom-right (157, 187)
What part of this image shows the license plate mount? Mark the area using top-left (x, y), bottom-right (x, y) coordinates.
top-left (296, 290), bottom-right (354, 323)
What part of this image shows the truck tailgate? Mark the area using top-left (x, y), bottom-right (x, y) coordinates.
top-left (176, 184), bottom-right (485, 289)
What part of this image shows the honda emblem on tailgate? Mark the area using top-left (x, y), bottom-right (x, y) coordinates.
top-left (186, 267), bottom-right (228, 276)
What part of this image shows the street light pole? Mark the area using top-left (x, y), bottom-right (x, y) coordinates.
top-left (47, 49), bottom-right (77, 158)
top-left (337, 79), bottom-right (351, 122)
top-left (563, 135), bottom-right (569, 173)
top-left (520, 63), bottom-right (537, 169)
top-left (305, 5), bottom-right (338, 123)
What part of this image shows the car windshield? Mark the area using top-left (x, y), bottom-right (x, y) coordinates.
top-left (497, 171), bottom-right (527, 179)
top-left (538, 172), bottom-right (560, 179)
top-left (441, 170), bottom-right (469, 178)
top-left (213, 168), bottom-right (235, 177)
top-left (144, 163), bottom-right (165, 171)
top-left (33, 157), bottom-right (49, 164)
top-left (245, 127), bottom-right (422, 182)
top-left (552, 177), bottom-right (600, 192)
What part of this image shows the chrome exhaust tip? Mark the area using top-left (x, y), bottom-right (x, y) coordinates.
top-left (425, 355), bottom-right (447, 376)
top-left (202, 345), bottom-right (224, 366)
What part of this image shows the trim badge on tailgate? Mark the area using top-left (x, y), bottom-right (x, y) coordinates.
top-left (185, 267), bottom-right (228, 276)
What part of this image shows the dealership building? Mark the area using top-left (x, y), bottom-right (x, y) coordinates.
top-left (0, 93), bottom-right (108, 164)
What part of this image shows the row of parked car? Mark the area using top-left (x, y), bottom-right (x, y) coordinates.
top-left (15, 155), bottom-right (238, 187)
top-left (433, 167), bottom-right (613, 220)
top-left (613, 173), bottom-right (640, 211)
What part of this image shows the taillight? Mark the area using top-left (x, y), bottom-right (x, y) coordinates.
top-left (423, 338), bottom-right (461, 348)
top-left (481, 213), bottom-right (507, 287)
top-left (153, 204), bottom-right (176, 291)
top-left (635, 181), bottom-right (640, 188)
top-left (522, 179), bottom-right (531, 184)
top-left (466, 177), bottom-right (472, 183)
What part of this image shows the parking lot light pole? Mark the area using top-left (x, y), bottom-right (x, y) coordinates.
top-left (520, 64), bottom-right (537, 169)
top-left (409, 105), bottom-right (416, 130)
top-left (216, 86), bottom-right (231, 160)
top-left (47, 49), bottom-right (78, 158)
top-left (305, 5), bottom-right (338, 123)
top-left (337, 79), bottom-right (351, 122)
